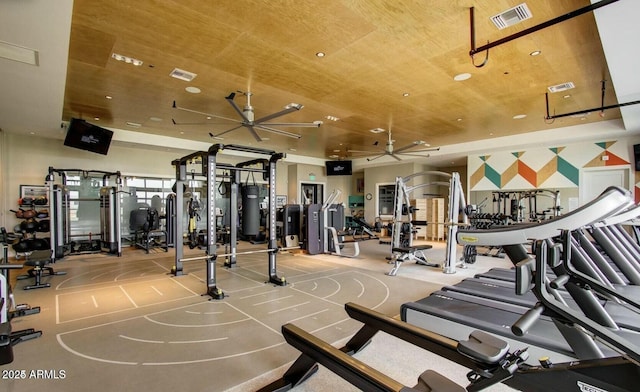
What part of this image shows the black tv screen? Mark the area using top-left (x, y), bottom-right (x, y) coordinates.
top-left (325, 160), bottom-right (352, 176)
top-left (64, 118), bottom-right (113, 155)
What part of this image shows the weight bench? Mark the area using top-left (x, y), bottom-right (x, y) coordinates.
top-left (387, 244), bottom-right (440, 276)
top-left (16, 249), bottom-right (66, 290)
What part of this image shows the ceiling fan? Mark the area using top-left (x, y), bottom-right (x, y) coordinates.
top-left (173, 91), bottom-right (323, 142)
top-left (348, 128), bottom-right (440, 161)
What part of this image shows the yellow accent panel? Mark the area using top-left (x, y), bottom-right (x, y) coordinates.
top-left (584, 153), bottom-right (606, 168)
top-left (501, 161), bottom-right (519, 187)
top-left (470, 165), bottom-right (485, 189)
top-left (537, 156), bottom-right (557, 185)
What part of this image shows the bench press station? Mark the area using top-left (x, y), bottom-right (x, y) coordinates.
top-left (387, 244), bottom-right (435, 276)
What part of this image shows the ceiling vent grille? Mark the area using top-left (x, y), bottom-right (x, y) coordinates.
top-left (548, 82), bottom-right (575, 93)
top-left (491, 3), bottom-right (532, 30)
top-left (169, 68), bottom-right (197, 82)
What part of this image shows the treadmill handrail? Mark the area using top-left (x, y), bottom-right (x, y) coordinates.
top-left (457, 186), bottom-right (631, 246)
top-left (593, 203), bottom-right (640, 227)
top-left (535, 240), bottom-right (640, 363)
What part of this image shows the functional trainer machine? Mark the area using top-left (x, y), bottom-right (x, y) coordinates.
top-left (46, 167), bottom-right (123, 259)
top-left (387, 171), bottom-right (467, 275)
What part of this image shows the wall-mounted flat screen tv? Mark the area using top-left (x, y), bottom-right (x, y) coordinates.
top-left (64, 118), bottom-right (114, 155)
top-left (325, 160), bottom-right (352, 176)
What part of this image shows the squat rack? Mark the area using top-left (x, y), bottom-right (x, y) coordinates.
top-left (171, 144), bottom-right (286, 299)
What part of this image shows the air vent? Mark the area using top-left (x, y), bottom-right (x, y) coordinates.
top-left (169, 68), bottom-right (197, 82)
top-left (491, 3), bottom-right (532, 30)
top-left (548, 82), bottom-right (575, 93)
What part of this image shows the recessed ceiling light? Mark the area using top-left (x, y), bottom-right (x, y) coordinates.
top-left (454, 73), bottom-right (471, 81)
top-left (513, 114), bottom-right (527, 119)
top-left (112, 53), bottom-right (143, 66)
top-left (370, 128), bottom-right (386, 133)
top-left (94, 117), bottom-right (100, 121)
top-left (315, 52), bottom-right (325, 57)
top-left (328, 155), bottom-right (339, 159)
top-left (289, 148), bottom-right (297, 152)
top-left (325, 115), bottom-right (340, 121)
top-left (457, 118), bottom-right (463, 122)
top-left (530, 50), bottom-right (541, 56)
top-left (563, 94), bottom-right (571, 99)
top-left (185, 86), bottom-right (201, 94)
top-left (403, 92), bottom-right (410, 97)
top-left (333, 149), bottom-right (340, 153)
top-left (149, 116), bottom-right (162, 122)
top-left (126, 121), bottom-right (142, 127)
top-left (105, 95), bottom-right (112, 100)
top-left (29, 131), bottom-right (35, 135)
top-left (180, 131), bottom-right (184, 135)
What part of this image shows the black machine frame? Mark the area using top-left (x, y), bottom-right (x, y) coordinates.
top-left (171, 144), bottom-right (287, 299)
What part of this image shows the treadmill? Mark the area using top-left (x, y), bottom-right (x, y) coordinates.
top-left (442, 276), bottom-right (640, 333)
top-left (402, 186), bottom-right (635, 364)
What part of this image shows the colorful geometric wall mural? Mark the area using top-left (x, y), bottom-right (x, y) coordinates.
top-left (469, 140), bottom-right (630, 191)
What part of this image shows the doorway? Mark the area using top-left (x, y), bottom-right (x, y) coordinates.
top-left (300, 182), bottom-right (324, 205)
top-left (580, 166), bottom-right (630, 205)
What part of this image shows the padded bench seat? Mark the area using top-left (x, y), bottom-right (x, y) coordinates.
top-left (388, 244), bottom-right (439, 276)
top-left (392, 244), bottom-right (433, 253)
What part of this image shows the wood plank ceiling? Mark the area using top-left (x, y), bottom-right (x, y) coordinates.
top-left (62, 0), bottom-right (619, 162)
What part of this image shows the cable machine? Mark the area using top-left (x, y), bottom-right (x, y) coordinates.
top-left (171, 144), bottom-right (287, 299)
top-left (388, 171), bottom-right (466, 275)
top-left (46, 167), bottom-right (122, 260)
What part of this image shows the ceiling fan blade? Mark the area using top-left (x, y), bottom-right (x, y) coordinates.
top-left (253, 105), bottom-right (300, 123)
top-left (397, 153), bottom-right (431, 158)
top-left (366, 154), bottom-right (387, 162)
top-left (390, 153), bottom-right (402, 161)
top-left (347, 149), bottom-right (382, 154)
top-left (246, 125), bottom-right (262, 142)
top-left (225, 93), bottom-right (252, 123)
top-left (255, 124), bottom-right (301, 139)
top-left (410, 147), bottom-right (440, 153)
top-left (172, 118), bottom-right (235, 126)
top-left (393, 141), bottom-right (428, 154)
top-left (261, 121), bottom-right (322, 128)
top-left (173, 101), bottom-right (240, 123)
top-left (210, 124), bottom-right (245, 139)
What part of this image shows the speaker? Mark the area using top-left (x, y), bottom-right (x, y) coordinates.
top-left (634, 144), bottom-right (640, 171)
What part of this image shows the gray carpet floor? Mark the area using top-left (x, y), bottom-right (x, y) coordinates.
top-left (4, 238), bottom-right (515, 391)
